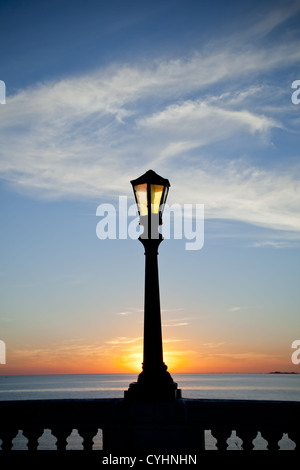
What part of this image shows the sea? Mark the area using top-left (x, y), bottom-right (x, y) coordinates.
top-left (0, 373), bottom-right (299, 451)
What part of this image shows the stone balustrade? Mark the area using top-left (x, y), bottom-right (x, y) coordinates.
top-left (0, 398), bottom-right (299, 451)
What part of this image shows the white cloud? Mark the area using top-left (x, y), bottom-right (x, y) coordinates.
top-left (169, 161), bottom-right (300, 233)
top-left (137, 99), bottom-right (281, 148)
top-left (163, 317), bottom-right (190, 327)
top-left (0, 37), bottom-right (299, 239)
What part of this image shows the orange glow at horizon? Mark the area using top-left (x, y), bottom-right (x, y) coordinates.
top-left (2, 339), bottom-right (297, 376)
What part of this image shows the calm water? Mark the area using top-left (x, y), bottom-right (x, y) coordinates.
top-left (0, 373), bottom-right (299, 450)
top-left (0, 373), bottom-right (299, 401)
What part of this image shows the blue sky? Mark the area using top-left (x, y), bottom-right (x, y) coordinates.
top-left (0, 0), bottom-right (300, 374)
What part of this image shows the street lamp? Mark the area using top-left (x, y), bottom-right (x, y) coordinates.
top-left (125, 169), bottom-right (181, 401)
top-left (131, 169), bottom-right (169, 239)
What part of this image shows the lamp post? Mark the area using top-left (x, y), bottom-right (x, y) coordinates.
top-left (125, 169), bottom-right (181, 401)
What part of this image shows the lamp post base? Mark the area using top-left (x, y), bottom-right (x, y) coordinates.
top-left (124, 382), bottom-right (182, 402)
top-left (124, 365), bottom-right (182, 402)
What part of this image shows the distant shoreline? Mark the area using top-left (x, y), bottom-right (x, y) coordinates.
top-left (269, 371), bottom-right (299, 374)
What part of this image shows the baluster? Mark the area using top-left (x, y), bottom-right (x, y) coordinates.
top-left (210, 429), bottom-right (232, 450)
top-left (287, 431), bottom-right (299, 451)
top-left (22, 427), bottom-right (44, 451)
top-left (235, 429), bottom-right (257, 450)
top-left (0, 428), bottom-right (18, 451)
top-left (51, 427), bottom-right (72, 451)
top-left (78, 427), bottom-right (98, 451)
top-left (260, 429), bottom-right (283, 450)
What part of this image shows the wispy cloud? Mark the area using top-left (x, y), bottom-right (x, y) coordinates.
top-left (138, 99), bottom-right (280, 138)
top-left (105, 336), bottom-right (142, 345)
top-left (243, 1), bottom-right (300, 39)
top-left (10, 337), bottom-right (142, 372)
top-left (12, 338), bottom-right (108, 361)
top-left (161, 310), bottom-right (192, 327)
top-left (1, 24), bottom-right (299, 240)
top-left (251, 240), bottom-right (300, 249)
top-left (163, 318), bottom-right (190, 327)
top-left (117, 308), bottom-right (143, 316)
top-left (227, 306), bottom-right (243, 313)
top-left (226, 306), bottom-right (260, 313)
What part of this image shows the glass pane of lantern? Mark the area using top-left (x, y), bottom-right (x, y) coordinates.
top-left (134, 183), bottom-right (148, 216)
top-left (150, 184), bottom-right (164, 214)
top-left (161, 186), bottom-right (169, 210)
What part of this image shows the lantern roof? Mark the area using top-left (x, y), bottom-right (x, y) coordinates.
top-left (130, 169), bottom-right (170, 188)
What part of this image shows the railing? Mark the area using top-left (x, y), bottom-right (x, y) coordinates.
top-left (0, 398), bottom-right (299, 451)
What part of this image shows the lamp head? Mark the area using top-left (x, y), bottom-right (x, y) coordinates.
top-left (131, 170), bottom-right (170, 239)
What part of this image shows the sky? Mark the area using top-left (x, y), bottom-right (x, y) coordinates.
top-left (0, 0), bottom-right (300, 376)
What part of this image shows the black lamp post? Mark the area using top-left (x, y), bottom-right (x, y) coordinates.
top-left (125, 169), bottom-right (181, 401)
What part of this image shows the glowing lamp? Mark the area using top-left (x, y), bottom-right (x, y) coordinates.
top-left (131, 169), bottom-right (170, 238)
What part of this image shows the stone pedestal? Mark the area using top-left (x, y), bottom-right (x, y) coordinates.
top-left (125, 364), bottom-right (181, 401)
top-left (103, 401), bottom-right (204, 452)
